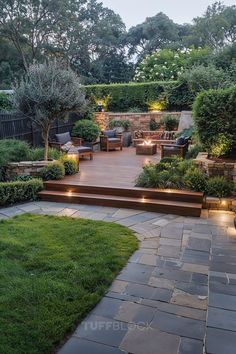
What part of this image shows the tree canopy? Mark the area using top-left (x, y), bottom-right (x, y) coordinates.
top-left (0, 1), bottom-right (235, 87)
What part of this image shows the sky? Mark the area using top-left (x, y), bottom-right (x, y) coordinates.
top-left (101, 0), bottom-right (236, 29)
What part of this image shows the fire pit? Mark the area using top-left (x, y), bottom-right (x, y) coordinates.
top-left (136, 140), bottom-right (157, 155)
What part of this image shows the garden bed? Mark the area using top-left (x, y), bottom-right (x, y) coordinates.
top-left (0, 214), bottom-right (138, 354)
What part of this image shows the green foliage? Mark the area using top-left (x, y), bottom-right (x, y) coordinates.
top-left (136, 157), bottom-right (192, 189)
top-left (14, 61), bottom-right (86, 160)
top-left (134, 48), bottom-right (211, 82)
top-left (0, 179), bottom-right (43, 206)
top-left (0, 214), bottom-right (137, 354)
top-left (0, 139), bottom-right (31, 181)
top-left (178, 64), bottom-right (231, 107)
top-left (208, 133), bottom-right (233, 158)
top-left (29, 147), bottom-right (61, 161)
top-left (160, 114), bottom-right (179, 131)
top-left (0, 92), bottom-right (12, 110)
top-left (10, 175), bottom-right (34, 182)
top-left (127, 107), bottom-right (144, 113)
top-left (109, 119), bottom-right (131, 131)
top-left (60, 156), bottom-right (78, 175)
top-left (183, 167), bottom-right (207, 192)
top-left (193, 2), bottom-right (236, 48)
top-left (150, 118), bottom-right (160, 131)
top-left (185, 144), bottom-right (204, 159)
top-left (206, 176), bottom-right (232, 198)
top-left (136, 155), bottom-right (233, 197)
top-left (85, 81), bottom-right (186, 112)
top-left (72, 119), bottom-right (100, 142)
top-left (41, 162), bottom-right (65, 181)
top-left (193, 85), bottom-right (236, 153)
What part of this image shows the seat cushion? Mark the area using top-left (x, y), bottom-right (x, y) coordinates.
top-left (176, 136), bottom-right (185, 145)
top-left (108, 138), bottom-right (121, 143)
top-left (103, 130), bottom-right (116, 138)
top-left (163, 146), bottom-right (176, 151)
top-left (55, 132), bottom-right (71, 145)
top-left (76, 147), bottom-right (92, 153)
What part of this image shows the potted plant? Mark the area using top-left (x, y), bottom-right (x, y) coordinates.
top-left (109, 119), bottom-right (132, 147)
top-left (160, 114), bottom-right (179, 131)
top-left (72, 119), bottom-right (100, 147)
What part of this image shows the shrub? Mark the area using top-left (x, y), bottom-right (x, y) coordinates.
top-left (41, 162), bottom-right (65, 181)
top-left (193, 85), bottom-right (236, 153)
top-left (0, 179), bottom-right (43, 206)
top-left (208, 133), bottom-right (233, 158)
top-left (178, 64), bottom-right (229, 106)
top-left (0, 92), bottom-right (13, 111)
top-left (127, 107), bottom-right (144, 113)
top-left (72, 119), bottom-right (100, 142)
top-left (133, 48), bottom-right (211, 82)
top-left (150, 118), bottom-right (160, 131)
top-left (206, 176), bottom-right (232, 198)
top-left (10, 175), bottom-right (34, 182)
top-left (109, 119), bottom-right (131, 132)
top-left (160, 114), bottom-right (179, 131)
top-left (60, 156), bottom-right (78, 175)
top-left (29, 147), bottom-right (61, 161)
top-left (185, 144), bottom-right (204, 159)
top-left (136, 163), bottom-right (161, 188)
top-left (136, 157), bottom-right (191, 189)
top-left (85, 81), bottom-right (186, 112)
top-left (0, 139), bottom-right (31, 181)
top-left (184, 168), bottom-right (207, 192)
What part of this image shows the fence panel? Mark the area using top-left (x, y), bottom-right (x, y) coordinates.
top-left (0, 112), bottom-right (80, 146)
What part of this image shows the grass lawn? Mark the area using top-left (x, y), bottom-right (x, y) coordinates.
top-left (0, 214), bottom-right (138, 354)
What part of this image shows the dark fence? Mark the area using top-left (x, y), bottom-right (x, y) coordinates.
top-left (0, 112), bottom-right (80, 147)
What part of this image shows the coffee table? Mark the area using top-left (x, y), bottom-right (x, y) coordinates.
top-left (136, 143), bottom-right (157, 155)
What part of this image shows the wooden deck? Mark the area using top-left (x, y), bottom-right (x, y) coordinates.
top-left (56, 147), bottom-right (160, 188)
top-left (39, 147), bottom-right (203, 217)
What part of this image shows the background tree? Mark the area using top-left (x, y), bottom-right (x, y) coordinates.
top-left (14, 61), bottom-right (86, 160)
top-left (193, 1), bottom-right (236, 48)
top-left (126, 13), bottom-right (180, 60)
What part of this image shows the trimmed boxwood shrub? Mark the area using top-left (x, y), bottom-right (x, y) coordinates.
top-left (85, 81), bottom-right (188, 112)
top-left (41, 162), bottom-right (65, 181)
top-left (193, 85), bottom-right (236, 153)
top-left (72, 119), bottom-right (100, 142)
top-left (0, 179), bottom-right (43, 206)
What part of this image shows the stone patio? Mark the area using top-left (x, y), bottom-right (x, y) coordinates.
top-left (1, 202), bottom-right (236, 354)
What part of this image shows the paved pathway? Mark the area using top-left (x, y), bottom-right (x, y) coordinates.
top-left (1, 202), bottom-right (236, 354)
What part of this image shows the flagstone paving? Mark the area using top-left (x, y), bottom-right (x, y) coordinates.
top-left (1, 202), bottom-right (236, 354)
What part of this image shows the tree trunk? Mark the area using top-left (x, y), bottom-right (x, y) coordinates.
top-left (42, 127), bottom-right (50, 161)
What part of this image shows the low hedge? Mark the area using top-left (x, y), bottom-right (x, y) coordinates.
top-left (85, 81), bottom-right (190, 112)
top-left (0, 179), bottom-right (43, 206)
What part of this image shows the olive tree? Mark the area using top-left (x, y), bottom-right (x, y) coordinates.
top-left (14, 61), bottom-right (86, 160)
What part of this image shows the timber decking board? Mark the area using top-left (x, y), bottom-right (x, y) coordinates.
top-left (39, 190), bottom-right (202, 217)
top-left (39, 147), bottom-right (203, 217)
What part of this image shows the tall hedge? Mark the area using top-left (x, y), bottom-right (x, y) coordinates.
top-left (85, 81), bottom-right (190, 112)
top-left (193, 85), bottom-right (236, 151)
